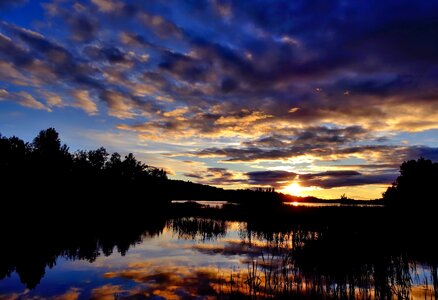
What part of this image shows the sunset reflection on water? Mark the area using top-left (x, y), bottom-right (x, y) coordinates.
top-left (0, 218), bottom-right (436, 299)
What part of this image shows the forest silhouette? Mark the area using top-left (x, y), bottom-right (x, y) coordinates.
top-left (1, 128), bottom-right (437, 210)
top-left (0, 128), bottom-right (168, 202)
top-left (0, 128), bottom-right (288, 211)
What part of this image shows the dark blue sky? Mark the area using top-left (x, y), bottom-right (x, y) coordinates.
top-left (1, 0), bottom-right (438, 198)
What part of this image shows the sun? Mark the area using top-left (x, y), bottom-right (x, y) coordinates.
top-left (285, 182), bottom-right (302, 196)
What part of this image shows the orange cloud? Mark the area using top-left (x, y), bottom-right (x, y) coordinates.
top-left (72, 90), bottom-right (98, 115)
top-left (0, 90), bottom-right (51, 111)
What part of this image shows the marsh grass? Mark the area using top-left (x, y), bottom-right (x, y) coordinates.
top-left (215, 236), bottom-right (437, 300)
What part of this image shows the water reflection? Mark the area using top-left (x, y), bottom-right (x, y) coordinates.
top-left (169, 217), bottom-right (227, 241)
top-left (285, 201), bottom-right (383, 207)
top-left (0, 213), bottom-right (436, 299)
top-left (0, 216), bottom-right (167, 290)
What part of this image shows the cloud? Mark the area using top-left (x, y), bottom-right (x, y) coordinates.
top-left (0, 22), bottom-right (100, 89)
top-left (0, 89), bottom-right (50, 111)
top-left (241, 126), bottom-right (368, 149)
top-left (1, 2), bottom-right (437, 129)
top-left (3, 22), bottom-right (64, 56)
top-left (138, 11), bottom-right (184, 39)
top-left (118, 32), bottom-right (159, 50)
top-left (2, 1), bottom-right (437, 133)
top-left (0, 89), bottom-right (8, 98)
top-left (100, 90), bottom-right (136, 119)
top-left (1, 0), bottom-right (438, 198)
top-left (242, 136), bottom-right (288, 148)
top-left (220, 77), bottom-right (239, 93)
top-left (91, 0), bottom-right (123, 13)
top-left (299, 171), bottom-right (396, 189)
top-left (67, 15), bottom-right (99, 42)
top-left (53, 287), bottom-right (82, 300)
top-left (178, 164), bottom-right (400, 190)
top-left (83, 45), bottom-right (130, 65)
top-left (0, 22), bottom-right (142, 119)
top-left (405, 146), bottom-right (438, 162)
top-left (247, 170), bottom-right (297, 187)
top-left (247, 169), bottom-right (397, 189)
top-left (184, 167), bottom-right (245, 186)
top-left (72, 90), bottom-right (98, 115)
top-left (192, 144), bottom-right (438, 164)
top-left (192, 146), bottom-right (302, 162)
top-left (103, 264), bottom-right (221, 299)
top-left (158, 50), bottom-right (211, 83)
top-left (119, 108), bottom-right (272, 140)
top-left (0, 60), bottom-right (37, 86)
top-left (90, 284), bottom-right (123, 300)
top-left (294, 126), bottom-right (367, 144)
top-left (42, 91), bottom-right (63, 107)
top-left (19, 92), bottom-right (47, 111)
top-left (0, 0), bottom-right (27, 9)
top-left (0, 24), bottom-right (40, 66)
top-left (193, 240), bottom-right (261, 256)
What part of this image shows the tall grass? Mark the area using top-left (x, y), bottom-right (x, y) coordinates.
top-left (215, 235), bottom-right (437, 299)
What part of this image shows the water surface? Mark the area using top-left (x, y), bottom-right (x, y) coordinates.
top-left (0, 215), bottom-right (436, 299)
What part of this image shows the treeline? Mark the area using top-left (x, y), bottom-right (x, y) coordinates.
top-left (0, 128), bottom-right (284, 207)
top-left (0, 128), bottom-right (168, 202)
top-left (2, 128), bottom-right (435, 209)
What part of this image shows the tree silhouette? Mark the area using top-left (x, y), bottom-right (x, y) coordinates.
top-left (87, 147), bottom-right (108, 171)
top-left (105, 152), bottom-right (122, 177)
top-left (121, 153), bottom-right (145, 180)
top-left (31, 128), bottom-right (72, 180)
top-left (383, 158), bottom-right (438, 208)
top-left (0, 128), bottom-right (169, 200)
top-left (32, 128), bottom-right (62, 156)
top-left (0, 134), bottom-right (30, 179)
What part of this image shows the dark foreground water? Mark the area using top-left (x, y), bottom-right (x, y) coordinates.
top-left (0, 208), bottom-right (437, 299)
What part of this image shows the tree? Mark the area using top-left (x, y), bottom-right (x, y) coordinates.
top-left (32, 128), bottom-right (62, 157)
top-left (147, 167), bottom-right (168, 181)
top-left (32, 128), bottom-right (71, 172)
top-left (73, 150), bottom-right (91, 171)
top-left (383, 158), bottom-right (438, 208)
top-left (121, 153), bottom-right (145, 180)
top-left (87, 147), bottom-right (108, 170)
top-left (0, 134), bottom-right (30, 179)
top-left (105, 152), bottom-right (122, 172)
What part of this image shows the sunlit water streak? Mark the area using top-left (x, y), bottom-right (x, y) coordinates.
top-left (172, 200), bottom-right (384, 208)
top-left (284, 201), bottom-right (384, 207)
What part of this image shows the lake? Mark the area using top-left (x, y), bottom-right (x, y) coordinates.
top-left (283, 201), bottom-right (384, 207)
top-left (171, 200), bottom-right (383, 208)
top-left (0, 213), bottom-right (436, 299)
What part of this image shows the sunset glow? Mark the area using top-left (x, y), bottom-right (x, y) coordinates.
top-left (0, 1), bottom-right (437, 199)
top-left (1, 2), bottom-right (438, 299)
top-left (284, 182), bottom-right (303, 197)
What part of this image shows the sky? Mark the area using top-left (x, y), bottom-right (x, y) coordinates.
top-left (1, 0), bottom-right (438, 199)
